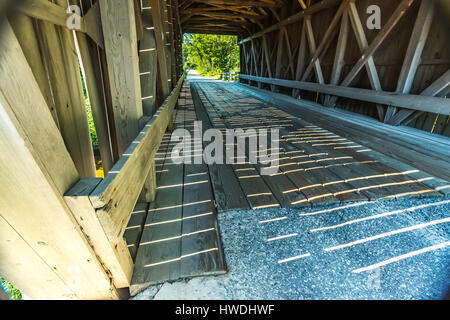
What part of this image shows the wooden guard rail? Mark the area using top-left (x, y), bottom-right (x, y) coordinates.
top-left (240, 74), bottom-right (450, 116)
top-left (221, 72), bottom-right (240, 81)
top-left (64, 76), bottom-right (184, 288)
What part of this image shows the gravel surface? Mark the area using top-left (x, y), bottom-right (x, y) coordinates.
top-left (132, 197), bottom-right (450, 300)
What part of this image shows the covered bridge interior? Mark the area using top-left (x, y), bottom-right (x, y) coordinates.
top-left (0, 0), bottom-right (449, 299)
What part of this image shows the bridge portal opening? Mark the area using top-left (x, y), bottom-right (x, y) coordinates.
top-left (182, 33), bottom-right (240, 80)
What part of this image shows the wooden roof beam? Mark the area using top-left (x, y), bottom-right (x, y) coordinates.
top-left (184, 11), bottom-right (265, 20)
top-left (239, 0), bottom-right (342, 44)
top-left (189, 0), bottom-right (282, 8)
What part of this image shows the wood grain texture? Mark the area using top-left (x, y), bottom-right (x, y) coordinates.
top-left (99, 0), bottom-right (143, 156)
top-left (64, 178), bottom-right (134, 288)
top-left (89, 77), bottom-right (184, 244)
top-left (34, 13), bottom-right (96, 178)
top-left (0, 19), bottom-right (117, 299)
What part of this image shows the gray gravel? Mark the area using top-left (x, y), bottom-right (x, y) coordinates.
top-left (132, 197), bottom-right (450, 300)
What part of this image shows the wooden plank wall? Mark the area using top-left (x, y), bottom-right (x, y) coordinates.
top-left (1, 0), bottom-right (184, 299)
top-left (239, 0), bottom-right (450, 137)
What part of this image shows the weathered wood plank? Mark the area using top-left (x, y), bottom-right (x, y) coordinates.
top-left (76, 31), bottom-right (115, 174)
top-left (64, 178), bottom-right (134, 288)
top-left (99, 0), bottom-right (143, 156)
top-left (151, 0), bottom-right (170, 99)
top-left (301, 0), bottom-right (348, 82)
top-left (191, 83), bottom-right (250, 212)
top-left (140, 5), bottom-right (158, 116)
top-left (238, 0), bottom-right (341, 44)
top-left (8, 12), bottom-right (59, 126)
top-left (130, 104), bottom-right (185, 295)
top-left (15, 0), bottom-right (104, 47)
top-left (181, 96), bottom-right (226, 277)
top-left (0, 19), bottom-right (117, 299)
top-left (88, 77), bottom-right (184, 244)
top-left (389, 69), bottom-right (450, 125)
top-left (123, 203), bottom-right (148, 261)
top-left (34, 13), bottom-right (96, 178)
top-left (0, 215), bottom-right (76, 299)
top-left (236, 82), bottom-right (450, 182)
top-left (239, 74), bottom-right (450, 116)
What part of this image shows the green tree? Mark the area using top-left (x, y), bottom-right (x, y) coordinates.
top-left (0, 277), bottom-right (22, 300)
top-left (183, 33), bottom-right (240, 77)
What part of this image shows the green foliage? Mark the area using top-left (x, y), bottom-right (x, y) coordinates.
top-left (85, 98), bottom-right (98, 148)
top-left (183, 33), bottom-right (240, 77)
top-left (0, 277), bottom-right (22, 300)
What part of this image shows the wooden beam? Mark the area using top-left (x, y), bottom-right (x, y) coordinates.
top-left (304, 16), bottom-right (324, 84)
top-left (0, 19), bottom-right (118, 299)
top-left (274, 29), bottom-right (284, 85)
top-left (329, 7), bottom-right (349, 86)
top-left (8, 12), bottom-right (59, 126)
top-left (384, 0), bottom-right (435, 123)
top-left (64, 178), bottom-right (133, 288)
top-left (74, 1), bottom-right (116, 174)
top-left (292, 20), bottom-right (307, 97)
top-left (240, 74), bottom-right (450, 116)
top-left (282, 28), bottom-right (295, 79)
top-left (139, 2), bottom-right (158, 116)
top-left (301, 0), bottom-right (349, 82)
top-left (151, 0), bottom-right (170, 99)
top-left (88, 76), bottom-right (185, 244)
top-left (190, 0), bottom-right (282, 8)
top-left (298, 0), bottom-right (307, 10)
top-left (167, 0), bottom-right (178, 86)
top-left (341, 0), bottom-right (415, 87)
top-left (238, 0), bottom-right (341, 44)
top-left (75, 32), bottom-right (115, 174)
top-left (345, 0), bottom-right (385, 119)
top-left (184, 28), bottom-right (242, 35)
top-left (15, 0), bottom-right (104, 47)
top-left (388, 69), bottom-right (450, 125)
top-left (133, 0), bottom-right (144, 41)
top-left (324, 6), bottom-right (349, 106)
top-left (34, 13), bottom-right (97, 177)
top-left (99, 0), bottom-right (143, 156)
top-left (262, 34), bottom-right (274, 80)
top-left (0, 215), bottom-right (76, 299)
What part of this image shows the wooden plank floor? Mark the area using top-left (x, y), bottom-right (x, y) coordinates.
top-left (128, 80), bottom-right (447, 296)
top-left (129, 83), bottom-right (226, 296)
top-left (191, 81), bottom-right (445, 208)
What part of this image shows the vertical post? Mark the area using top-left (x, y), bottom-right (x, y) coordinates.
top-left (139, 1), bottom-right (159, 116)
top-left (0, 19), bottom-right (117, 299)
top-left (33, 3), bottom-right (97, 178)
top-left (167, 0), bottom-right (178, 85)
top-left (75, 0), bottom-right (116, 173)
top-left (99, 0), bottom-right (143, 156)
top-left (151, 0), bottom-right (170, 100)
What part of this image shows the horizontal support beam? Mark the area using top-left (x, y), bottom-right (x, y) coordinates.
top-left (189, 0), bottom-right (282, 8)
top-left (87, 76), bottom-right (184, 243)
top-left (240, 74), bottom-right (450, 116)
top-left (184, 29), bottom-right (241, 35)
top-left (15, 0), bottom-right (104, 47)
top-left (238, 0), bottom-right (341, 44)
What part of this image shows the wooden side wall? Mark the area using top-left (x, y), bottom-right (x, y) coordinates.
top-left (0, 0), bottom-right (184, 299)
top-left (239, 0), bottom-right (450, 137)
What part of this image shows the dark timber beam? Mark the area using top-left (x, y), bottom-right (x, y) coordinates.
top-left (388, 69), bottom-right (450, 126)
top-left (150, 0), bottom-right (170, 99)
top-left (238, 0), bottom-right (341, 44)
top-left (384, 0), bottom-right (435, 123)
top-left (190, 0), bottom-right (282, 7)
top-left (239, 74), bottom-right (450, 116)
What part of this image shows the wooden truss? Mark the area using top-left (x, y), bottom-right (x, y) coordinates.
top-left (239, 0), bottom-right (450, 126)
